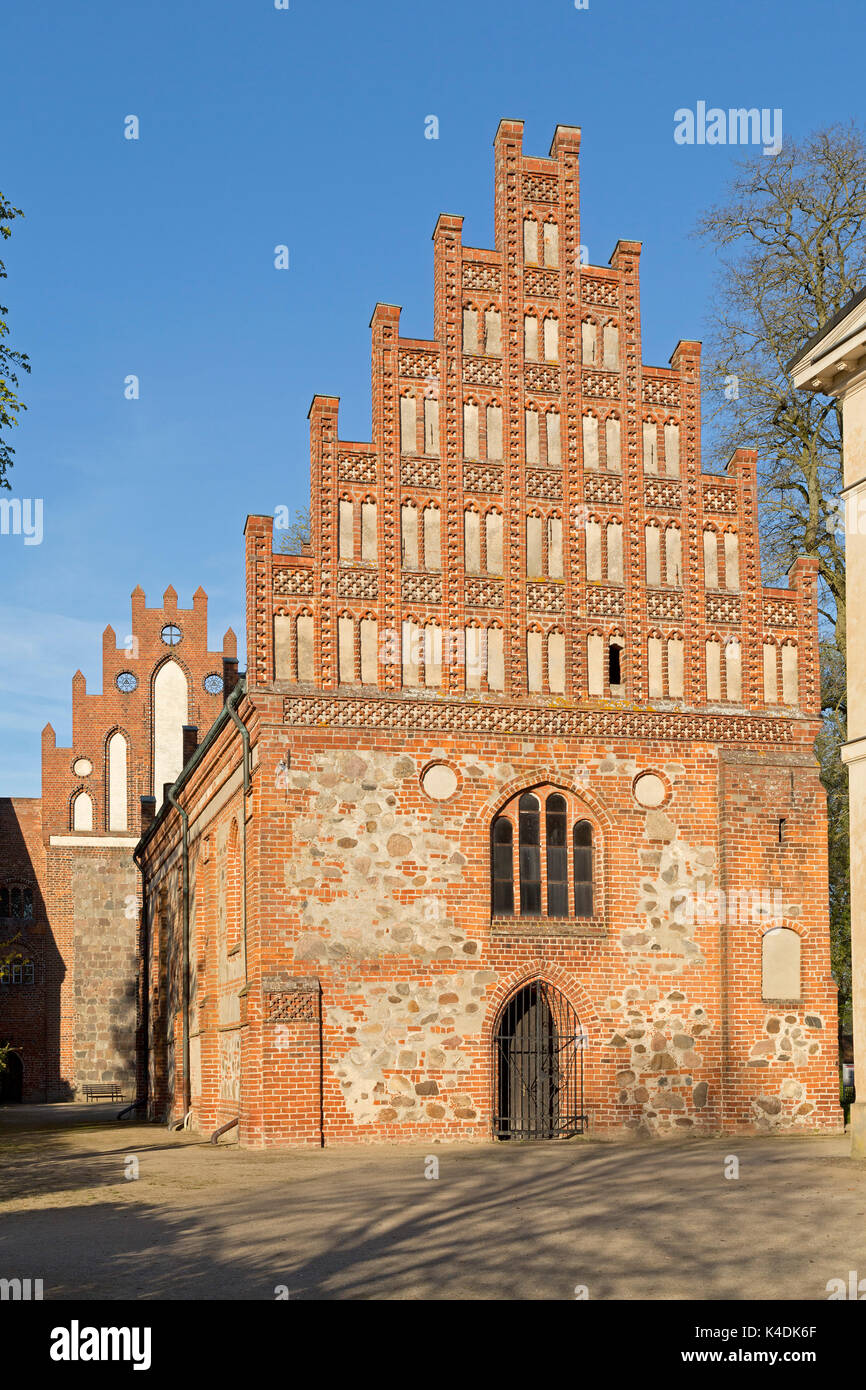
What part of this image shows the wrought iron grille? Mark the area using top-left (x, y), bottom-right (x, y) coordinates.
top-left (493, 981), bottom-right (587, 1139)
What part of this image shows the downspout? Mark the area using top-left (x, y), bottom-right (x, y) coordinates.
top-left (166, 785), bottom-right (191, 1118)
top-left (225, 681), bottom-right (251, 985)
top-left (131, 842), bottom-right (150, 1119)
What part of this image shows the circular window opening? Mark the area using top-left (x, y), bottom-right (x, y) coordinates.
top-left (633, 772), bottom-right (667, 808)
top-left (161, 624), bottom-right (182, 646)
top-left (72, 758), bottom-right (93, 777)
top-left (116, 672), bottom-right (138, 693)
top-left (420, 763), bottom-right (459, 801)
top-left (203, 672), bottom-right (223, 695)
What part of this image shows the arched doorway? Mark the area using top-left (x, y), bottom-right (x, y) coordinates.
top-left (493, 982), bottom-right (586, 1139)
top-left (0, 1050), bottom-right (24, 1104)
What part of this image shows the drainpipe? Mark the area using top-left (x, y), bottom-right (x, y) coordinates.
top-left (225, 681), bottom-right (251, 985)
top-left (166, 784), bottom-right (191, 1118)
top-left (132, 832), bottom-right (152, 1119)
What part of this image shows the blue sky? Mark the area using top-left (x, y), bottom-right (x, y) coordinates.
top-left (1, 0), bottom-right (864, 794)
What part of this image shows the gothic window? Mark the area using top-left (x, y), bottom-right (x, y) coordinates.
top-left (107, 730), bottom-right (128, 832)
top-left (296, 613), bottom-right (314, 682)
top-left (400, 395), bottom-right (417, 453)
top-left (401, 503), bottom-right (419, 568)
top-left (72, 790), bottom-right (93, 831)
top-left (338, 498), bottom-right (354, 560)
top-left (465, 509), bottom-right (482, 574)
top-left (423, 505), bottom-right (441, 570)
top-left (462, 306), bottom-right (479, 354)
top-left (402, 619), bottom-right (421, 686)
top-left (485, 308), bottom-right (502, 355)
top-left (667, 636), bottom-right (684, 698)
top-left (664, 421), bottom-right (680, 477)
top-left (762, 927), bottom-right (800, 1001)
top-left (782, 642), bottom-right (799, 705)
top-left (525, 409), bottom-right (540, 463)
top-left (583, 414), bottom-right (599, 469)
top-left (0, 885), bottom-right (33, 920)
top-left (725, 639), bottom-right (742, 702)
top-left (724, 531), bottom-right (740, 590)
top-left (523, 217), bottom-right (539, 264)
top-left (424, 399), bottom-right (439, 455)
top-left (423, 622), bottom-right (442, 687)
top-left (543, 316), bottom-right (559, 363)
top-left (361, 501), bottom-right (377, 561)
top-left (360, 617), bottom-right (378, 685)
top-left (581, 319), bottom-right (597, 364)
top-left (705, 638), bottom-right (722, 700)
top-left (665, 525), bottom-right (682, 585)
top-left (763, 641), bottom-right (778, 703)
top-left (524, 314), bottom-right (539, 361)
top-left (526, 515), bottom-right (544, 577)
top-left (609, 637), bottom-right (625, 689)
top-left (485, 510), bottom-right (504, 575)
top-left (606, 521), bottom-right (623, 583)
top-left (338, 615), bottom-right (356, 684)
top-left (645, 524), bottom-right (661, 586)
top-left (543, 220), bottom-right (559, 268)
top-left (463, 401), bottom-right (480, 459)
top-left (547, 516), bottom-right (563, 579)
top-left (703, 529), bottom-right (719, 589)
top-left (603, 323), bottom-right (619, 370)
top-left (546, 411), bottom-right (561, 467)
top-left (548, 629), bottom-right (566, 694)
top-left (643, 421), bottom-right (657, 472)
top-left (490, 792), bottom-right (597, 921)
top-left (605, 415), bottom-right (621, 471)
top-left (486, 404), bottom-right (503, 460)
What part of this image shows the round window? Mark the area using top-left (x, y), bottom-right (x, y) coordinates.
top-left (72, 758), bottom-right (93, 777)
top-left (420, 763), bottom-right (459, 801)
top-left (161, 624), bottom-right (182, 646)
top-left (203, 673), bottom-right (223, 695)
top-left (633, 772), bottom-right (667, 808)
top-left (116, 672), bottom-right (138, 693)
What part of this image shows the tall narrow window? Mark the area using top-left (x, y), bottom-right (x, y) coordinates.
top-left (581, 320), bottom-right (597, 364)
top-left (525, 409), bottom-right (540, 463)
top-left (546, 411), bottom-right (561, 467)
top-left (543, 220), bottom-right (559, 268)
top-left (573, 821), bottom-right (593, 917)
top-left (107, 731), bottom-right (128, 832)
top-left (546, 794), bottom-right (568, 917)
top-left (524, 314), bottom-right (539, 361)
top-left (485, 308), bottom-right (502, 355)
top-left (724, 532), bottom-right (740, 590)
top-left (361, 501), bottom-right (377, 561)
top-left (400, 395), bottom-right (416, 453)
top-left (338, 615), bottom-right (355, 684)
top-left (153, 660), bottom-right (188, 798)
top-left (465, 625), bottom-right (485, 690)
top-left (703, 530), bottom-right (719, 589)
top-left (464, 509), bottom-right (481, 574)
top-left (527, 630), bottom-right (543, 692)
top-left (424, 398), bottom-right (439, 455)
top-left (667, 636), bottom-right (684, 698)
top-left (607, 521), bottom-right (623, 583)
top-left (782, 643), bottom-right (799, 705)
top-left (548, 629), bottom-right (566, 694)
top-left (486, 511), bottom-right (504, 574)
top-left (706, 639), bottom-right (721, 700)
top-left (609, 638), bottom-right (624, 688)
top-left (360, 618), bottom-right (378, 685)
top-left (463, 401), bottom-right (479, 459)
top-left (518, 793), bottom-right (541, 915)
top-left (296, 613), bottom-right (314, 682)
top-left (665, 526), bottom-right (682, 585)
top-left (423, 505), bottom-right (441, 570)
top-left (402, 619), bottom-right (420, 686)
top-left (401, 504), bottom-right (419, 568)
top-left (523, 218), bottom-right (539, 264)
top-left (543, 316), bottom-right (559, 363)
top-left (583, 414), bottom-right (599, 469)
top-left (605, 416), bottom-right (621, 471)
top-left (645, 524), bottom-right (661, 586)
top-left (587, 633), bottom-right (605, 695)
top-left (424, 622), bottom-right (442, 687)
top-left (492, 818), bottom-right (514, 915)
top-left (648, 635), bottom-right (664, 698)
top-left (487, 626), bottom-right (505, 691)
top-left (763, 643), bottom-right (778, 703)
top-left (338, 499), bottom-right (354, 560)
top-left (603, 323), bottom-right (619, 370)
top-left (462, 306), bottom-right (479, 354)
top-left (526, 515), bottom-right (543, 577)
top-left (486, 404), bottom-right (503, 460)
top-left (725, 639), bottom-right (742, 702)
top-left (585, 520), bottom-right (602, 583)
top-left (643, 421), bottom-right (657, 472)
top-left (664, 422), bottom-right (680, 477)
top-left (548, 516), bottom-right (563, 578)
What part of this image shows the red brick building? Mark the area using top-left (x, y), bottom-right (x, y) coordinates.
top-left (135, 120), bottom-right (841, 1144)
top-left (0, 587), bottom-right (234, 1101)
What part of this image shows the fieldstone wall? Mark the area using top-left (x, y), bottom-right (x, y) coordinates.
top-left (70, 849), bottom-right (138, 1094)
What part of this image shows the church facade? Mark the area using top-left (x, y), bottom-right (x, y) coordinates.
top-left (135, 121), bottom-right (841, 1144)
top-left (4, 119), bottom-right (841, 1140)
top-left (0, 587), bottom-right (234, 1102)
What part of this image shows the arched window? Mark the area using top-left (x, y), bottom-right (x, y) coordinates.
top-left (491, 818), bottom-right (514, 914)
top-left (546, 794), bottom-right (567, 917)
top-left (107, 731), bottom-right (128, 832)
top-left (226, 821), bottom-right (241, 954)
top-left (72, 790), bottom-right (94, 831)
top-left (518, 793), bottom-right (541, 915)
top-left (491, 791), bottom-right (597, 922)
top-left (762, 927), bottom-right (800, 1000)
top-left (153, 659), bottom-right (188, 798)
top-left (573, 821), bottom-right (593, 917)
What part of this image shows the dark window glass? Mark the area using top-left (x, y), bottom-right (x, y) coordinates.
top-left (609, 642), bottom-right (623, 685)
top-left (546, 794), bottom-right (568, 916)
top-left (519, 793), bottom-right (541, 915)
top-left (574, 820), bottom-right (593, 917)
top-left (492, 817), bottom-right (514, 914)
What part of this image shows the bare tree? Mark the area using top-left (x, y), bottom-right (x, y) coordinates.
top-left (275, 506), bottom-right (311, 556)
top-left (0, 193), bottom-right (31, 488)
top-left (695, 123), bottom-right (866, 661)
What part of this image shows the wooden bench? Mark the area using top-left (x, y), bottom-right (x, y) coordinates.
top-left (84, 1084), bottom-right (124, 1102)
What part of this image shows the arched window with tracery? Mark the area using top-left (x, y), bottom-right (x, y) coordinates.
top-left (491, 788), bottom-right (598, 922)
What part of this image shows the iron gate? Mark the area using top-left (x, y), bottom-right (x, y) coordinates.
top-left (493, 981), bottom-right (587, 1139)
